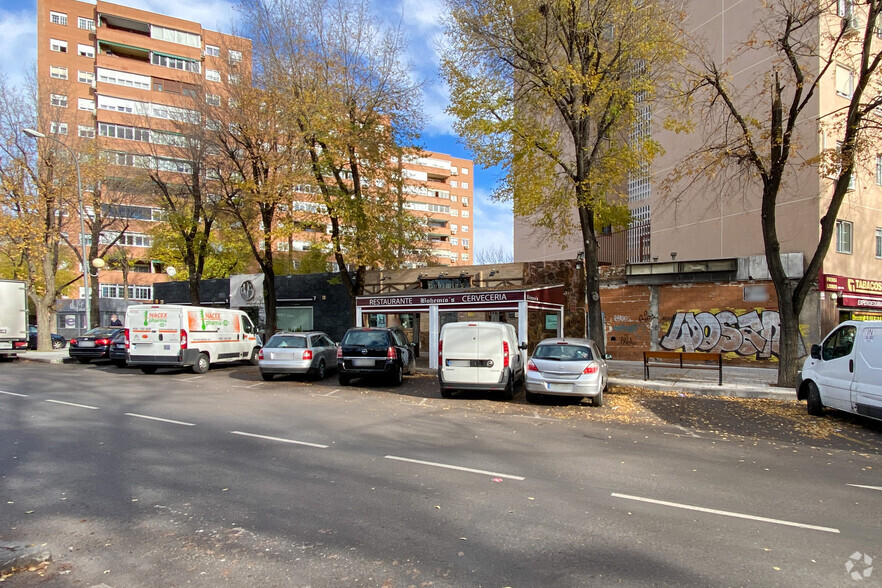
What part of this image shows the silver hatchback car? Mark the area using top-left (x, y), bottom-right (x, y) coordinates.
top-left (525, 338), bottom-right (609, 406)
top-left (258, 331), bottom-right (337, 381)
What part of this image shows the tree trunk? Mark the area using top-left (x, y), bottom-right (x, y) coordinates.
top-left (263, 268), bottom-right (277, 337)
top-left (186, 249), bottom-right (200, 306)
top-left (578, 207), bottom-right (605, 355)
top-left (34, 299), bottom-right (53, 352)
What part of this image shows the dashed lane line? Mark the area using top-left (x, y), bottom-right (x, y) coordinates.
top-left (44, 399), bottom-right (100, 410)
top-left (0, 390), bottom-right (28, 397)
top-left (847, 484), bottom-right (882, 492)
top-left (385, 455), bottom-right (525, 481)
top-left (231, 430), bottom-right (329, 449)
top-left (125, 413), bottom-right (196, 427)
top-left (611, 492), bottom-right (840, 534)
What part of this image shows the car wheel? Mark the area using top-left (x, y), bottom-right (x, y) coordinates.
top-left (140, 366), bottom-right (157, 374)
top-left (52, 339), bottom-right (64, 349)
top-left (499, 374), bottom-right (514, 401)
top-left (315, 359), bottom-right (326, 381)
top-left (261, 372), bottom-right (274, 381)
top-left (193, 353), bottom-right (210, 374)
top-left (592, 390), bottom-right (604, 408)
top-left (77, 358), bottom-right (91, 364)
top-left (390, 363), bottom-right (403, 387)
top-left (249, 348), bottom-right (259, 366)
top-left (525, 390), bottom-right (540, 403)
top-left (806, 381), bottom-right (824, 416)
top-left (338, 373), bottom-right (350, 386)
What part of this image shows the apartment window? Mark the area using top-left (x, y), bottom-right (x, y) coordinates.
top-left (462, 196), bottom-right (468, 206)
top-left (205, 94), bottom-right (221, 106)
top-left (461, 253), bottom-right (469, 261)
top-left (877, 228), bottom-right (882, 258)
top-left (78, 17), bottom-right (95, 30)
top-left (462, 224), bottom-right (469, 232)
top-left (451, 195), bottom-right (458, 202)
top-left (836, 64), bottom-right (854, 98)
top-left (462, 210), bottom-right (470, 218)
top-left (78, 125), bottom-right (95, 138)
top-left (462, 238), bottom-right (470, 248)
top-left (835, 141), bottom-right (857, 190)
top-left (838, 0), bottom-right (853, 17)
top-left (229, 49), bottom-right (242, 63)
top-left (99, 123), bottom-right (150, 142)
top-left (78, 70), bottom-right (94, 84)
top-left (228, 73), bottom-right (240, 84)
top-left (97, 68), bottom-right (151, 90)
top-left (50, 11), bottom-right (67, 25)
top-left (151, 53), bottom-right (201, 73)
top-left (78, 98), bottom-right (95, 111)
top-left (450, 237), bottom-right (458, 245)
top-left (450, 224), bottom-right (457, 234)
top-left (205, 44), bottom-right (220, 57)
top-left (462, 182), bottom-right (469, 189)
top-left (77, 44), bottom-right (94, 58)
top-left (876, 155), bottom-right (882, 185)
top-left (50, 66), bottom-right (68, 80)
top-left (450, 180), bottom-right (458, 188)
top-left (150, 25), bottom-right (201, 48)
top-left (450, 209), bottom-right (458, 216)
top-left (50, 94), bottom-right (68, 107)
top-left (836, 219), bottom-right (853, 254)
top-left (206, 69), bottom-right (221, 82)
top-left (50, 39), bottom-right (68, 53)
top-left (50, 122), bottom-right (68, 135)
top-left (462, 168), bottom-right (469, 175)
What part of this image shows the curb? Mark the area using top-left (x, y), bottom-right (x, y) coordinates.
top-left (0, 543), bottom-right (52, 575)
top-left (609, 376), bottom-right (797, 401)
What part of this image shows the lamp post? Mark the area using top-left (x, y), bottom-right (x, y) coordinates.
top-left (22, 128), bottom-right (90, 333)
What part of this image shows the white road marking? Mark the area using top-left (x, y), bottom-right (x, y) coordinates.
top-left (611, 492), bottom-right (840, 534)
top-left (0, 390), bottom-right (28, 397)
top-left (124, 413), bottom-right (195, 427)
top-left (316, 390), bottom-right (338, 397)
top-left (847, 484), bottom-right (882, 492)
top-left (233, 383), bottom-right (265, 389)
top-left (385, 455), bottom-right (525, 481)
top-left (44, 399), bottom-right (99, 410)
top-left (175, 376), bottom-right (203, 382)
top-left (511, 413), bottom-right (559, 422)
top-left (231, 431), bottom-right (329, 448)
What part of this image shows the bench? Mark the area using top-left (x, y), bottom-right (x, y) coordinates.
top-left (643, 351), bottom-right (723, 385)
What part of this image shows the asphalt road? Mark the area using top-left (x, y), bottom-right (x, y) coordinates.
top-left (1, 360), bottom-right (880, 587)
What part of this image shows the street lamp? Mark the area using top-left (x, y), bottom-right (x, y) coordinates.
top-left (22, 128), bottom-right (90, 333)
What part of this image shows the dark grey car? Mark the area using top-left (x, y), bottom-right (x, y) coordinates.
top-left (258, 331), bottom-right (337, 381)
top-left (336, 327), bottom-right (416, 386)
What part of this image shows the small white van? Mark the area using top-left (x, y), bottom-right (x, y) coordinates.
top-left (798, 320), bottom-right (882, 421)
top-left (438, 321), bottom-right (526, 400)
top-left (126, 304), bottom-right (261, 374)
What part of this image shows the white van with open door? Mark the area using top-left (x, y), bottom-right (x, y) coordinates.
top-left (438, 321), bottom-right (526, 400)
top-left (126, 304), bottom-right (261, 374)
top-left (797, 320), bottom-right (882, 421)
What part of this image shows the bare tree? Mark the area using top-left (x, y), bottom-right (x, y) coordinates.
top-left (674, 0), bottom-right (882, 386)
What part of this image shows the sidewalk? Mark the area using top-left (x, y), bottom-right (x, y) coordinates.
top-left (14, 350), bottom-right (798, 401)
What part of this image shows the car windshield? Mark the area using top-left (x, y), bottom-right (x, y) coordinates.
top-left (533, 344), bottom-right (592, 361)
top-left (266, 335), bottom-right (307, 349)
top-left (343, 330), bottom-right (388, 347)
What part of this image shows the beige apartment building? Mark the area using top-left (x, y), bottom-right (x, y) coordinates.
top-left (37, 0), bottom-right (474, 329)
top-left (514, 0), bottom-right (882, 325)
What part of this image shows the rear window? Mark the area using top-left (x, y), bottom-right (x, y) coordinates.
top-left (342, 330), bottom-right (390, 347)
top-left (533, 344), bottom-right (593, 361)
top-left (85, 327), bottom-right (121, 337)
top-left (266, 335), bottom-right (307, 349)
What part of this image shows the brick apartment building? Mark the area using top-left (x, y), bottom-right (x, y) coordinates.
top-left (36, 0), bottom-right (474, 331)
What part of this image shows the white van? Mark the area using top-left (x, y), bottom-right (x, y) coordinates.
top-left (798, 320), bottom-right (882, 421)
top-left (126, 304), bottom-right (261, 374)
top-left (438, 321), bottom-right (526, 400)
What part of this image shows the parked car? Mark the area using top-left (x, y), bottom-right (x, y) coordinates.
top-left (336, 327), bottom-right (416, 386)
top-left (525, 338), bottom-right (608, 406)
top-left (797, 320), bottom-right (882, 421)
top-left (68, 327), bottom-right (124, 363)
top-left (27, 325), bottom-right (66, 350)
top-left (109, 331), bottom-right (128, 368)
top-left (258, 331), bottom-right (337, 381)
top-left (438, 321), bottom-right (526, 400)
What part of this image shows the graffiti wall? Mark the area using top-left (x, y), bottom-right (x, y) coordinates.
top-left (659, 309), bottom-right (804, 359)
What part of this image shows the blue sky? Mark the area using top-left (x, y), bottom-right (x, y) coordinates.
top-left (0, 0), bottom-right (513, 260)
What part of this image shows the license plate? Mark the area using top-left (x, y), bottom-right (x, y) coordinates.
top-left (270, 353), bottom-right (294, 360)
top-left (446, 359), bottom-right (471, 367)
top-left (549, 383), bottom-right (572, 392)
top-left (78, 341), bottom-right (96, 348)
top-left (352, 358), bottom-right (375, 367)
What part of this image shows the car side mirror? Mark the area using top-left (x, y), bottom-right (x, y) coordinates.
top-left (604, 354), bottom-right (612, 360)
top-left (810, 344), bottom-right (821, 360)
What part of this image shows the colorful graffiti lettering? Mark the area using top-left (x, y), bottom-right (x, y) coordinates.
top-left (660, 310), bottom-right (804, 359)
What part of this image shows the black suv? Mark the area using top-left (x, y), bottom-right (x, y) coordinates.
top-left (336, 327), bottom-right (416, 386)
